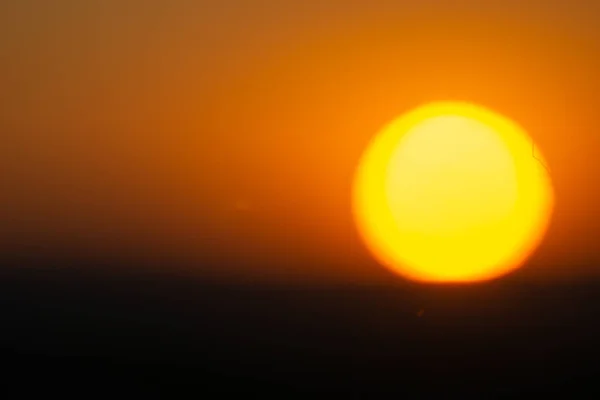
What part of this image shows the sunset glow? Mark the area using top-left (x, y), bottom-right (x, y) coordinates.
top-left (353, 102), bottom-right (554, 283)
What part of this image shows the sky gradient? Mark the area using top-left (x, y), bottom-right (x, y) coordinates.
top-left (1, 0), bottom-right (599, 284)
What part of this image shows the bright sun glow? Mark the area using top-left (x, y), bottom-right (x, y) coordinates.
top-left (353, 102), bottom-right (554, 283)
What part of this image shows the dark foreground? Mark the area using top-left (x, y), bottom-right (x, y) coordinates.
top-left (0, 264), bottom-right (598, 397)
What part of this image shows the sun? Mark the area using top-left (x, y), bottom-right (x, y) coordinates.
top-left (353, 102), bottom-right (554, 283)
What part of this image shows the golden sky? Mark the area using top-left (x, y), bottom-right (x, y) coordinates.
top-left (1, 0), bottom-right (599, 283)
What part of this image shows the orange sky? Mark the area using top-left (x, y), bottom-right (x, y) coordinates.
top-left (1, 0), bottom-right (599, 284)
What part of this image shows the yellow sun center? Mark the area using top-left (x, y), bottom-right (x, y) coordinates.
top-left (353, 102), bottom-right (554, 283)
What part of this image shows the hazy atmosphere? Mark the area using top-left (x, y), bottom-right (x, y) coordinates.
top-left (2, 1), bottom-right (599, 284)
